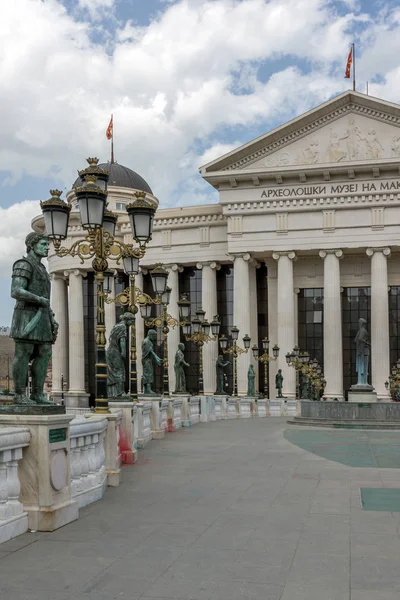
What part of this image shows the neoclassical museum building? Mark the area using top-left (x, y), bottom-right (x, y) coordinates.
top-left (32, 91), bottom-right (400, 403)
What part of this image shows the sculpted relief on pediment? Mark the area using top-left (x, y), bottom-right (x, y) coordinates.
top-left (243, 113), bottom-right (400, 170)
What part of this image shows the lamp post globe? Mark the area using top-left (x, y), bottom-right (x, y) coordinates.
top-left (40, 190), bottom-right (71, 242)
top-left (126, 192), bottom-right (156, 244)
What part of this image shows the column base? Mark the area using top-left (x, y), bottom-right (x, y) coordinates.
top-left (64, 392), bottom-right (89, 408)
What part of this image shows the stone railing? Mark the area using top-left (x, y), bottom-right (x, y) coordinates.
top-left (69, 416), bottom-right (108, 509)
top-left (137, 402), bottom-right (152, 448)
top-left (0, 427), bottom-right (31, 544)
top-left (0, 392), bottom-right (293, 546)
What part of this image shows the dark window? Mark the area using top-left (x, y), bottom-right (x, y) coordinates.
top-left (178, 267), bottom-right (203, 395)
top-left (298, 288), bottom-right (324, 368)
top-left (389, 287), bottom-right (400, 370)
top-left (216, 265), bottom-right (234, 394)
top-left (342, 287), bottom-right (371, 395)
top-left (83, 273), bottom-right (96, 398)
top-left (256, 264), bottom-right (268, 394)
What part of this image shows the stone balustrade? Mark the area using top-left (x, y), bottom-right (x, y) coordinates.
top-left (189, 397), bottom-right (200, 424)
top-left (69, 416), bottom-right (108, 508)
top-left (137, 402), bottom-right (152, 448)
top-left (0, 427), bottom-right (31, 543)
top-left (0, 393), bottom-right (294, 546)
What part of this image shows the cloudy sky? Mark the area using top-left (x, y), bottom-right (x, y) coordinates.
top-left (1, 0), bottom-right (400, 323)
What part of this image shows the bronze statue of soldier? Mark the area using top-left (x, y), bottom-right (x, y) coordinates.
top-left (10, 233), bottom-right (58, 405)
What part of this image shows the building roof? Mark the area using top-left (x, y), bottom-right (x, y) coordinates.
top-left (73, 162), bottom-right (153, 194)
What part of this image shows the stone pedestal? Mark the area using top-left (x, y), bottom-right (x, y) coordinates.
top-left (0, 413), bottom-right (78, 532)
top-left (238, 397), bottom-right (252, 418)
top-left (348, 386), bottom-right (378, 403)
top-left (136, 402), bottom-right (152, 448)
top-left (226, 398), bottom-right (238, 419)
top-left (181, 397), bottom-right (191, 427)
top-left (286, 399), bottom-right (298, 417)
top-left (104, 412), bottom-right (122, 487)
top-left (189, 397), bottom-right (200, 425)
top-left (64, 392), bottom-right (90, 409)
top-left (214, 395), bottom-right (228, 420)
top-left (169, 396), bottom-right (184, 430)
top-left (147, 397), bottom-right (165, 439)
top-left (257, 398), bottom-right (267, 417)
top-left (110, 400), bottom-right (137, 465)
top-left (269, 398), bottom-right (282, 416)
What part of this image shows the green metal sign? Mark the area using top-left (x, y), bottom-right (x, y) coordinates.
top-left (49, 428), bottom-right (67, 444)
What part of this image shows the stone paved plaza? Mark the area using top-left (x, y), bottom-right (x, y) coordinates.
top-left (2, 418), bottom-right (400, 600)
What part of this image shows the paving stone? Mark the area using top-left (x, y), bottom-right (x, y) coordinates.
top-left (350, 591), bottom-right (400, 600)
top-left (2, 420), bottom-right (400, 599)
top-left (351, 557), bottom-right (400, 591)
top-left (351, 532), bottom-right (400, 558)
top-left (281, 583), bottom-right (349, 600)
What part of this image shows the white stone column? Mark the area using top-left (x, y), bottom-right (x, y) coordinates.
top-left (135, 271), bottom-right (144, 393)
top-left (319, 250), bottom-right (344, 400)
top-left (104, 275), bottom-right (116, 349)
top-left (50, 273), bottom-right (69, 393)
top-left (233, 254), bottom-right (251, 395)
top-left (166, 264), bottom-right (181, 393)
top-left (273, 252), bottom-right (296, 398)
top-left (249, 260), bottom-right (259, 393)
top-left (67, 270), bottom-right (86, 398)
top-left (198, 261), bottom-right (219, 395)
top-left (266, 261), bottom-right (278, 399)
top-left (367, 247), bottom-right (391, 400)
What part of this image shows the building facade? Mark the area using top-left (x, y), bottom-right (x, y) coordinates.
top-left (32, 91), bottom-right (400, 403)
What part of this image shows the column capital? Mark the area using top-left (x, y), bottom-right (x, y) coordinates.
top-left (51, 272), bottom-right (68, 282)
top-left (227, 252), bottom-right (252, 262)
top-left (272, 251), bottom-right (296, 261)
top-left (64, 269), bottom-right (87, 279)
top-left (319, 249), bottom-right (343, 259)
top-left (164, 263), bottom-right (184, 273)
top-left (366, 247), bottom-right (391, 258)
top-left (196, 261), bottom-right (221, 271)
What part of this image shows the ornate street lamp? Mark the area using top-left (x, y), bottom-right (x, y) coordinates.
top-left (252, 339), bottom-right (280, 398)
top-left (219, 326), bottom-right (251, 398)
top-left (40, 190), bottom-right (71, 241)
top-left (181, 309), bottom-right (221, 395)
top-left (41, 157), bottom-right (157, 412)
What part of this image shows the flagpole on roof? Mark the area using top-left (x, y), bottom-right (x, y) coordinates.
top-left (111, 114), bottom-right (115, 164)
top-left (352, 43), bottom-right (356, 92)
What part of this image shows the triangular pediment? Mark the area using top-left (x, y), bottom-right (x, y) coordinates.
top-left (200, 91), bottom-right (400, 175)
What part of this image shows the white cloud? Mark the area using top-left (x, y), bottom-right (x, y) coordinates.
top-left (1, 0), bottom-right (400, 323)
top-left (0, 201), bottom-right (40, 278)
top-left (77, 0), bottom-right (115, 20)
top-left (0, 1), bottom-right (400, 230)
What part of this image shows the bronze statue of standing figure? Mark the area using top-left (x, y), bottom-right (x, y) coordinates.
top-left (247, 364), bottom-right (256, 397)
top-left (107, 313), bottom-right (136, 399)
top-left (10, 233), bottom-right (58, 405)
top-left (174, 343), bottom-right (190, 394)
top-left (215, 355), bottom-right (230, 395)
top-left (355, 318), bottom-right (370, 386)
top-left (275, 369), bottom-right (284, 398)
top-left (141, 329), bottom-right (163, 395)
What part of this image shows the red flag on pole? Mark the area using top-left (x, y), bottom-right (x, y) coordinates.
top-left (344, 46), bottom-right (353, 79)
top-left (106, 115), bottom-right (113, 140)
